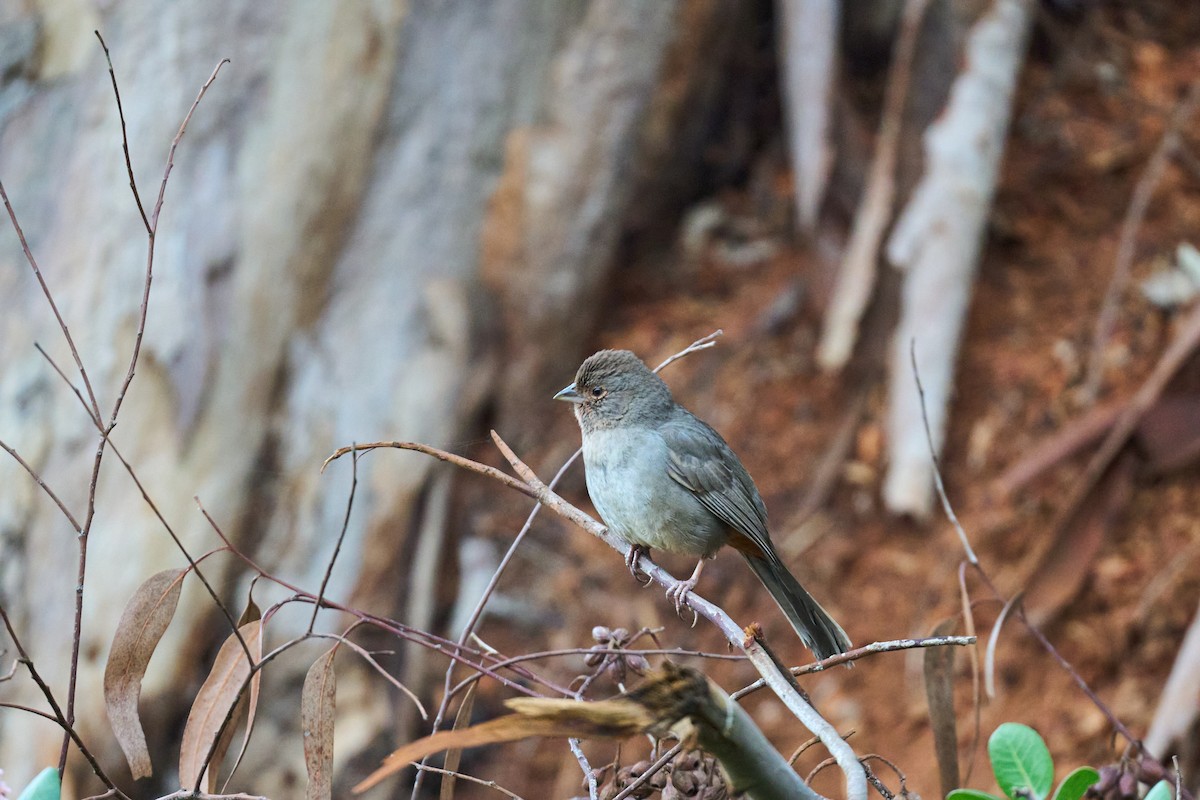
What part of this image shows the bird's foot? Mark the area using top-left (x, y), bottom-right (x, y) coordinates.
top-left (665, 577), bottom-right (700, 627)
top-left (625, 545), bottom-right (652, 586)
top-left (666, 560), bottom-right (706, 627)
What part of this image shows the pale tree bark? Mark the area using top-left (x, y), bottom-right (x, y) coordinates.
top-left (0, 1), bottom-right (693, 794)
top-left (776, 0), bottom-right (839, 234)
top-left (882, 0), bottom-right (1033, 517)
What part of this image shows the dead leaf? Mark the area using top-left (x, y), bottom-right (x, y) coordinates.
top-left (302, 648), bottom-right (337, 800)
top-left (103, 567), bottom-right (186, 780)
top-left (354, 698), bottom-right (650, 794)
top-left (440, 682), bottom-right (477, 800)
top-left (924, 617), bottom-right (960, 798)
top-left (222, 596), bottom-right (266, 792)
top-left (179, 621), bottom-right (261, 792)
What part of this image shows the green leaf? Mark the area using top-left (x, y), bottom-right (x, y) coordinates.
top-left (988, 723), bottom-right (1054, 800)
top-left (1145, 781), bottom-right (1173, 800)
top-left (949, 790), bottom-right (1005, 800)
top-left (1051, 767), bottom-right (1100, 800)
top-left (16, 767), bottom-right (60, 800)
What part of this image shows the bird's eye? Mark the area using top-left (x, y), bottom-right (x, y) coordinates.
top-left (591, 386), bottom-right (604, 398)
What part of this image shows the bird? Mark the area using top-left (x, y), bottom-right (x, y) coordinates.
top-left (554, 349), bottom-right (851, 661)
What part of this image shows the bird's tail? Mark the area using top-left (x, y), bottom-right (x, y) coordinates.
top-left (743, 553), bottom-right (851, 662)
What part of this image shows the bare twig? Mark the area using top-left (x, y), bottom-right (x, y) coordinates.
top-left (1085, 79), bottom-right (1200, 400)
top-left (411, 450), bottom-right (581, 799)
top-left (958, 562), bottom-right (982, 782)
top-left (86, 441), bottom-right (250, 659)
top-left (52, 45), bottom-right (229, 771)
top-left (323, 440), bottom-right (535, 499)
top-left (0, 438), bottom-right (82, 532)
top-left (984, 592), bottom-right (1022, 699)
top-left (94, 31), bottom-right (150, 234)
top-left (651, 330), bottom-right (722, 372)
top-left (730, 635), bottom-right (976, 700)
top-left (611, 742), bottom-right (683, 800)
top-left (411, 763), bottom-right (525, 799)
top-left (309, 444), bottom-right (358, 634)
top-left (106, 54), bottom-right (230, 431)
top-left (309, 629), bottom-right (427, 719)
top-left (0, 601), bottom-right (130, 798)
top-left (0, 703), bottom-right (59, 723)
top-left (195, 500), bottom-right (571, 699)
top-left (569, 737), bottom-right (600, 800)
top-left (0, 182), bottom-right (102, 421)
top-left (911, 341), bottom-right (978, 563)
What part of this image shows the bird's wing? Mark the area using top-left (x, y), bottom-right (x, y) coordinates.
top-left (659, 414), bottom-right (774, 558)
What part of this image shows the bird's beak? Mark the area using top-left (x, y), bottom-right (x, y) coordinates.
top-left (554, 383), bottom-right (583, 404)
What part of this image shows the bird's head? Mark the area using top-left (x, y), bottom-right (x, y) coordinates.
top-left (554, 349), bottom-right (674, 431)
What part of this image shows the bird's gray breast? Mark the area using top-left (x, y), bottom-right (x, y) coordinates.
top-left (582, 425), bottom-right (726, 556)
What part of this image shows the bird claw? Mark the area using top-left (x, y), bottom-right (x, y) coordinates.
top-left (665, 579), bottom-right (700, 627)
top-left (625, 546), bottom-right (652, 586)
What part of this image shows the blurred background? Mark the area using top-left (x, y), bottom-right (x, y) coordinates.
top-left (2, 0), bottom-right (1200, 797)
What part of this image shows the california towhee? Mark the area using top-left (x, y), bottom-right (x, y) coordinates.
top-left (555, 349), bottom-right (851, 660)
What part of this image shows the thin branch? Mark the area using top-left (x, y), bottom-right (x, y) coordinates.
top-left (1085, 78), bottom-right (1200, 400)
top-left (984, 592), bottom-right (1022, 700)
top-left (0, 601), bottom-right (130, 798)
top-left (0, 702), bottom-right (59, 723)
top-left (569, 738), bottom-right (599, 800)
top-left (411, 763), bottom-right (525, 799)
top-left (94, 31), bottom-right (150, 234)
top-left (195, 501), bottom-right (570, 698)
top-left (0, 437), bottom-right (82, 532)
top-left (447, 646), bottom-right (746, 701)
top-left (958, 562), bottom-right (982, 782)
top-left (730, 635), bottom-right (976, 700)
top-left (324, 440), bottom-right (535, 499)
top-left (34, 343), bottom-right (100, 426)
top-left (309, 629), bottom-right (427, 720)
top-left (611, 742), bottom-right (683, 800)
top-left (95, 443), bottom-right (250, 661)
top-left (911, 340), bottom-right (978, 563)
top-left (0, 181), bottom-right (102, 420)
top-left (106, 55), bottom-right (230, 431)
top-left (309, 444), bottom-right (358, 634)
top-left (58, 47), bottom-right (229, 771)
top-left (652, 330), bottom-right (722, 372)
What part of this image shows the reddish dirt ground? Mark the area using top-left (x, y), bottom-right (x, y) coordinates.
top-left (448, 4), bottom-right (1200, 798)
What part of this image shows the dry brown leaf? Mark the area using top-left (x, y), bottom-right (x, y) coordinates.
top-left (353, 698), bottom-right (650, 794)
top-left (302, 648), bottom-right (337, 800)
top-left (222, 597), bottom-right (266, 792)
top-left (102, 567), bottom-right (187, 780)
top-left (440, 682), bottom-right (477, 800)
top-left (924, 617), bottom-right (960, 798)
top-left (178, 621), bottom-right (261, 792)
